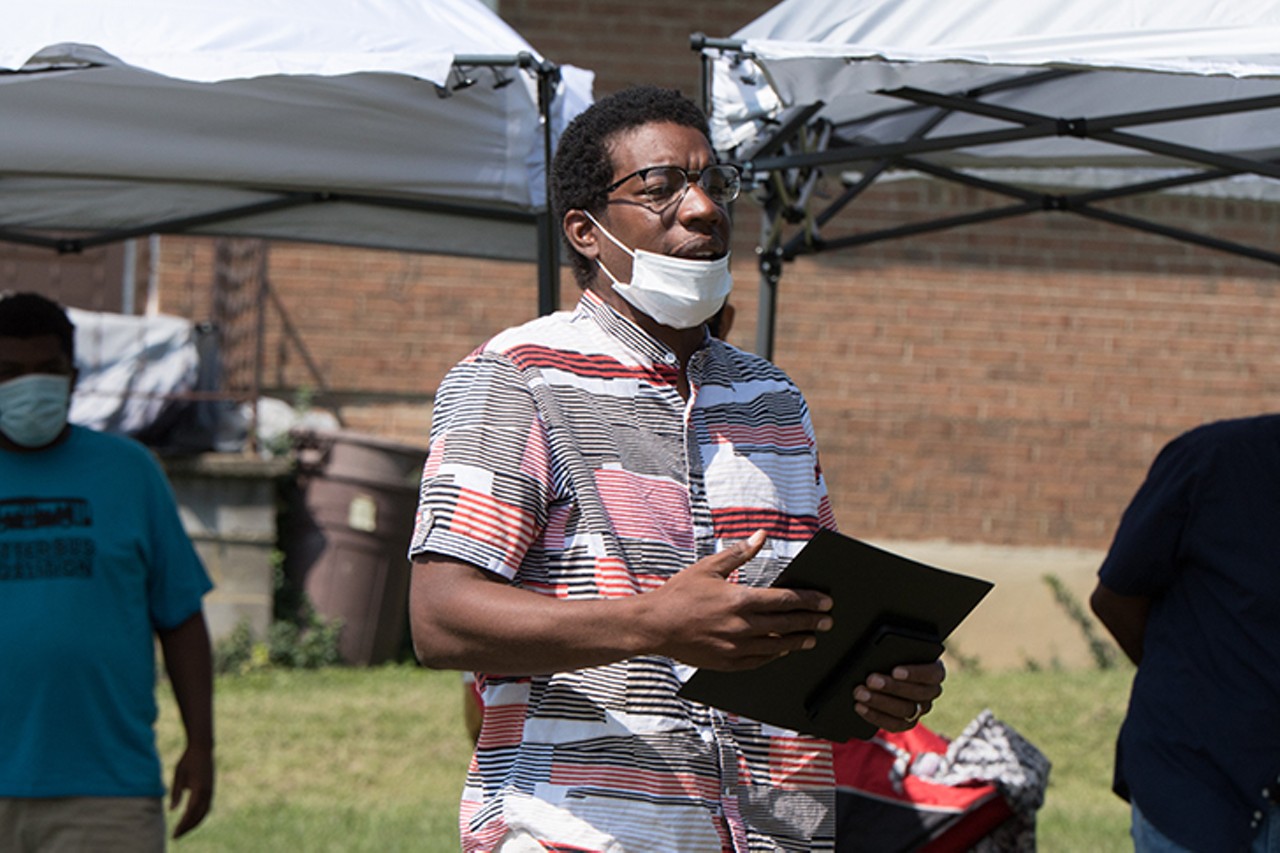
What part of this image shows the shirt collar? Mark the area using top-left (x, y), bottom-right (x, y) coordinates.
top-left (575, 289), bottom-right (711, 368)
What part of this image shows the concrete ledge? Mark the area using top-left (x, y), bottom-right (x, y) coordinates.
top-left (161, 453), bottom-right (293, 480)
top-left (161, 453), bottom-right (290, 643)
top-left (869, 539), bottom-right (1107, 671)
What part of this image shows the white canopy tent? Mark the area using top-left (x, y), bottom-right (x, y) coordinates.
top-left (0, 0), bottom-right (593, 313)
top-left (695, 0), bottom-right (1280, 356)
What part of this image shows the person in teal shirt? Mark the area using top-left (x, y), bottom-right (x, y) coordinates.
top-left (0, 291), bottom-right (215, 852)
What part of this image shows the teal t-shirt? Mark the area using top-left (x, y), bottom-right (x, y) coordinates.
top-left (0, 426), bottom-right (213, 797)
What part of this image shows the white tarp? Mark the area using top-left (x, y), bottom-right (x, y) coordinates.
top-left (68, 308), bottom-right (200, 436)
top-left (707, 0), bottom-right (1280, 177)
top-left (0, 0), bottom-right (593, 261)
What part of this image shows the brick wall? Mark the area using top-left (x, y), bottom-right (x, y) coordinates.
top-left (150, 235), bottom-right (584, 447)
top-left (723, 180), bottom-right (1280, 548)
top-left (500, 0), bottom-right (776, 98)
top-left (3, 244), bottom-right (129, 313)
top-left (145, 175), bottom-right (1280, 551)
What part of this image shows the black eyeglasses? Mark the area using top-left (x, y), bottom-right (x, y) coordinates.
top-left (605, 164), bottom-right (741, 210)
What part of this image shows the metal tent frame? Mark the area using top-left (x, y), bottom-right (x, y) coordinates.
top-left (694, 34), bottom-right (1280, 360)
top-left (0, 53), bottom-right (567, 316)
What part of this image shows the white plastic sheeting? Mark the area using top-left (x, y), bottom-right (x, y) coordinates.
top-left (68, 308), bottom-right (200, 436)
top-left (69, 308), bottom-right (250, 451)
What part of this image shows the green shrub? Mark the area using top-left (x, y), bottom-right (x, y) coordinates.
top-left (1042, 573), bottom-right (1120, 670)
top-left (213, 619), bottom-right (261, 675)
top-left (267, 607), bottom-right (344, 669)
top-left (213, 607), bottom-right (343, 675)
top-left (213, 548), bottom-right (344, 674)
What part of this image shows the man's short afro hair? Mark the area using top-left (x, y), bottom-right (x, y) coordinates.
top-left (551, 86), bottom-right (712, 287)
top-left (0, 291), bottom-right (75, 362)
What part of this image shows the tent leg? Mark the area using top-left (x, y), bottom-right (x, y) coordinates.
top-left (755, 247), bottom-right (782, 361)
top-left (536, 210), bottom-right (559, 315)
top-left (535, 61), bottom-right (561, 317)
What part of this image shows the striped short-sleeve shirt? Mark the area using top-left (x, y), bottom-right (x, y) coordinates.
top-left (411, 290), bottom-right (839, 853)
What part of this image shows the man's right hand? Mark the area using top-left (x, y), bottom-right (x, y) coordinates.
top-left (411, 530), bottom-right (832, 676)
top-left (640, 529), bottom-right (834, 671)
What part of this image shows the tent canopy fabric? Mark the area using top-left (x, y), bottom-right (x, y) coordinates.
top-left (706, 0), bottom-right (1280, 165)
top-left (697, 0), bottom-right (1280, 356)
top-left (0, 0), bottom-right (593, 282)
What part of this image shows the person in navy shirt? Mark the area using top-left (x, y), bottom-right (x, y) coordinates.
top-left (1092, 415), bottom-right (1280, 852)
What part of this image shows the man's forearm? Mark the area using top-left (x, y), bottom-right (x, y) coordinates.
top-left (158, 611), bottom-right (215, 748)
top-left (1089, 583), bottom-right (1149, 665)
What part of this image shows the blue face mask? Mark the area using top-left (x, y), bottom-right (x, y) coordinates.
top-left (0, 374), bottom-right (72, 448)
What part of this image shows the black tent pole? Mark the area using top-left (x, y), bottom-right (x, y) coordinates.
top-left (458, 52), bottom-right (562, 316)
top-left (756, 245), bottom-right (783, 360)
top-left (532, 56), bottom-right (561, 316)
top-left (692, 33), bottom-right (785, 360)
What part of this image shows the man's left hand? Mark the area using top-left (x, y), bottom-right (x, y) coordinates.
top-left (852, 660), bottom-right (946, 733)
top-left (169, 743), bottom-right (214, 838)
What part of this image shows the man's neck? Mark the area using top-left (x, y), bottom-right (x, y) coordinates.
top-left (0, 424), bottom-right (72, 454)
top-left (586, 281), bottom-right (706, 366)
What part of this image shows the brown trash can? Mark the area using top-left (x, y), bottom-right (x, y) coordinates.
top-left (282, 428), bottom-right (427, 665)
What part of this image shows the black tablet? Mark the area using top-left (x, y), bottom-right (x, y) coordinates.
top-left (678, 530), bottom-right (993, 741)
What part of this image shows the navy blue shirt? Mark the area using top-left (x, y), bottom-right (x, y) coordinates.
top-left (1099, 415), bottom-right (1280, 852)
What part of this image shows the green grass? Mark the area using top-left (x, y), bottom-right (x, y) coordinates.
top-left (924, 665), bottom-right (1135, 852)
top-left (158, 663), bottom-right (1136, 851)
top-left (157, 665), bottom-right (471, 851)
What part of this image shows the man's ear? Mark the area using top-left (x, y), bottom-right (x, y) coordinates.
top-left (562, 210), bottom-right (600, 260)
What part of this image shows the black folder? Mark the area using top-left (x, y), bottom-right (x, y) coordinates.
top-left (677, 529), bottom-right (993, 742)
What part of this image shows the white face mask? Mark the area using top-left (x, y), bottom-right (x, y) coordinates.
top-left (584, 211), bottom-right (732, 330)
top-left (0, 374), bottom-right (72, 448)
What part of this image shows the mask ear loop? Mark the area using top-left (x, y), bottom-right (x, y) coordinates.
top-left (582, 210), bottom-right (634, 285)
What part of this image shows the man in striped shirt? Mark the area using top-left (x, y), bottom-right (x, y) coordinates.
top-left (409, 85), bottom-right (945, 853)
